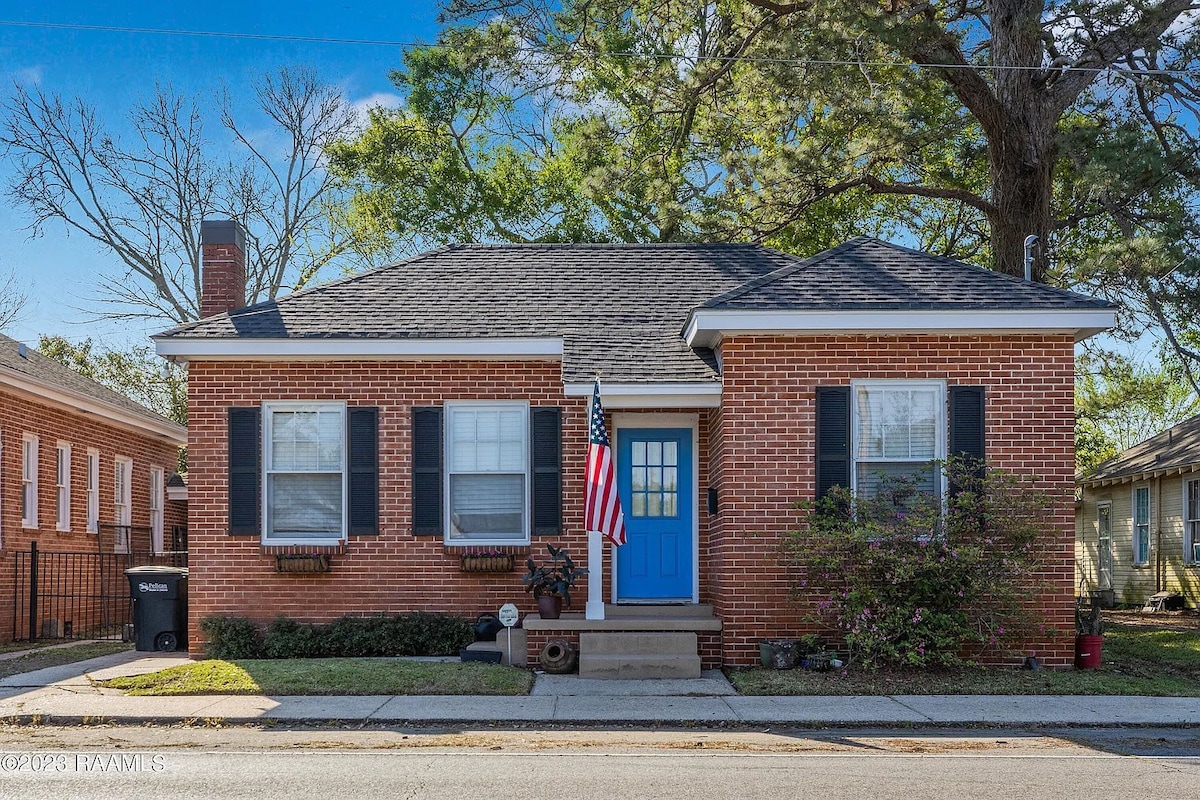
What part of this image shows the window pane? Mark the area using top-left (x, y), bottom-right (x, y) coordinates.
top-left (632, 441), bottom-right (646, 466)
top-left (857, 387), bottom-right (939, 459)
top-left (647, 493), bottom-right (662, 516)
top-left (632, 493), bottom-right (646, 516)
top-left (647, 441), bottom-right (662, 465)
top-left (856, 462), bottom-right (938, 498)
top-left (663, 467), bottom-right (677, 492)
top-left (449, 474), bottom-right (525, 537)
top-left (632, 467), bottom-right (647, 491)
top-left (664, 441), bottom-right (677, 466)
top-left (269, 473), bottom-right (342, 536)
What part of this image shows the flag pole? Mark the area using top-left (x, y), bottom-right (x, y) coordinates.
top-left (586, 372), bottom-right (606, 621)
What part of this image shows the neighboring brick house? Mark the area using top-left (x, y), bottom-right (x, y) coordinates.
top-left (157, 220), bottom-right (1114, 668)
top-left (1077, 414), bottom-right (1200, 608)
top-left (0, 334), bottom-right (187, 642)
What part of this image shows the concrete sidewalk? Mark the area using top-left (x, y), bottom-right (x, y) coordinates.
top-left (1, 650), bottom-right (1199, 727)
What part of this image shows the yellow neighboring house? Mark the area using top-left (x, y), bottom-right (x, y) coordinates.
top-left (1077, 415), bottom-right (1200, 608)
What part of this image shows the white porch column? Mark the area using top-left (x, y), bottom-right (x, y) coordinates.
top-left (585, 529), bottom-right (605, 620)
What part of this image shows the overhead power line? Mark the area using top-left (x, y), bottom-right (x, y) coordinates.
top-left (1, 18), bottom-right (1198, 77)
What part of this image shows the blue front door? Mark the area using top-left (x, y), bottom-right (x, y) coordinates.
top-left (615, 428), bottom-right (693, 601)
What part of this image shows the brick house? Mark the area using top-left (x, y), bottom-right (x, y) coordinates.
top-left (0, 334), bottom-right (187, 642)
top-left (157, 220), bottom-right (1114, 669)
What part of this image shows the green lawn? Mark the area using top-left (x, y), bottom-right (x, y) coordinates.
top-left (0, 642), bottom-right (132, 680)
top-left (98, 658), bottom-right (535, 696)
top-left (729, 622), bottom-right (1200, 696)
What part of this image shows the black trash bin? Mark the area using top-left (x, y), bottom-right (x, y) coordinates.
top-left (125, 566), bottom-right (188, 652)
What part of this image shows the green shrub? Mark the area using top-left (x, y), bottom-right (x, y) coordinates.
top-left (199, 612), bottom-right (473, 659)
top-left (786, 457), bottom-right (1052, 669)
top-left (265, 616), bottom-right (327, 658)
top-left (399, 611), bottom-right (473, 656)
top-left (199, 616), bottom-right (264, 659)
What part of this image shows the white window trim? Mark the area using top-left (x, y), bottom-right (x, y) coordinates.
top-left (114, 456), bottom-right (132, 554)
top-left (55, 441), bottom-right (71, 532)
top-left (849, 380), bottom-right (948, 498)
top-left (1096, 500), bottom-right (1113, 589)
top-left (1185, 476), bottom-right (1200, 566)
top-left (262, 401), bottom-right (348, 546)
top-left (443, 401), bottom-right (532, 547)
top-left (21, 433), bottom-right (38, 529)
top-left (1132, 485), bottom-right (1151, 566)
top-left (86, 448), bottom-right (100, 534)
top-left (150, 466), bottom-right (165, 554)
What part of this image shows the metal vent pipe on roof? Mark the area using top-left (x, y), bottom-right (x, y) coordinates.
top-left (17, 342), bottom-right (27, 359)
top-left (1023, 235), bottom-right (1039, 282)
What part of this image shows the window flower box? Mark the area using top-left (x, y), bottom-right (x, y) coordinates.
top-left (460, 552), bottom-right (515, 573)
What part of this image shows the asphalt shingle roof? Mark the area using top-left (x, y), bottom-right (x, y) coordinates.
top-left (1082, 414), bottom-right (1200, 483)
top-left (704, 238), bottom-right (1113, 310)
top-left (158, 238), bottom-right (1113, 383)
top-left (0, 334), bottom-right (182, 431)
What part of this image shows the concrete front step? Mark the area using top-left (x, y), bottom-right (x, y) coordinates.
top-left (578, 653), bottom-right (702, 679)
top-left (581, 632), bottom-right (697, 656)
top-left (604, 604), bottom-right (716, 619)
top-left (578, 632), bottom-right (702, 679)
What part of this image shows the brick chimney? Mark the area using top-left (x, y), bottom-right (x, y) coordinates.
top-left (200, 219), bottom-right (247, 318)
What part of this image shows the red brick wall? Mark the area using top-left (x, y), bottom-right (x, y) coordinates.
top-left (711, 334), bottom-right (1077, 667)
top-left (187, 360), bottom-right (718, 656)
top-left (0, 386), bottom-right (183, 642)
top-left (188, 333), bottom-right (1077, 668)
top-left (189, 361), bottom-right (564, 654)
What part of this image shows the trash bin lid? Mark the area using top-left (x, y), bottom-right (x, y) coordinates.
top-left (124, 566), bottom-right (188, 577)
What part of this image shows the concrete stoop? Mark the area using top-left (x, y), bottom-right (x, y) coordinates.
top-left (578, 632), bottom-right (702, 679)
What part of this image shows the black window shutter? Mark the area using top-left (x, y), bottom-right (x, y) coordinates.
top-left (530, 407), bottom-right (563, 536)
top-left (815, 387), bottom-right (851, 500)
top-left (348, 407), bottom-right (379, 536)
top-left (228, 407), bottom-right (260, 536)
top-left (949, 386), bottom-right (986, 493)
top-left (412, 407), bottom-right (443, 536)
top-left (949, 386), bottom-right (986, 461)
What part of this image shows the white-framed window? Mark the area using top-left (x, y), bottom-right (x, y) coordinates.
top-left (851, 381), bottom-right (946, 499)
top-left (86, 449), bottom-right (100, 534)
top-left (21, 433), bottom-right (38, 528)
top-left (1185, 477), bottom-right (1200, 565)
top-left (263, 402), bottom-right (347, 544)
top-left (114, 457), bottom-right (132, 553)
top-left (1097, 501), bottom-right (1113, 590)
top-left (445, 402), bottom-right (530, 545)
top-left (149, 466), bottom-right (165, 553)
top-left (55, 442), bottom-right (71, 532)
top-left (1133, 485), bottom-right (1150, 566)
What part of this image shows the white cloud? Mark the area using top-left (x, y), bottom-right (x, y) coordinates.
top-left (13, 65), bottom-right (43, 86)
top-left (348, 92), bottom-right (404, 125)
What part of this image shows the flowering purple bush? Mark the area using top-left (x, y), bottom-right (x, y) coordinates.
top-left (786, 457), bottom-right (1052, 669)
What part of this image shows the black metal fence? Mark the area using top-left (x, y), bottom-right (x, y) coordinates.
top-left (11, 535), bottom-right (188, 642)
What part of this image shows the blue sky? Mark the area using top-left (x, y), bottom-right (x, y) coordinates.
top-left (0, 1), bottom-right (442, 349)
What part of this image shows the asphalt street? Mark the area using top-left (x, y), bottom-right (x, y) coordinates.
top-left (0, 726), bottom-right (1197, 800)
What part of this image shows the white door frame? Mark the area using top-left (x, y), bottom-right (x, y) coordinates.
top-left (610, 412), bottom-right (700, 604)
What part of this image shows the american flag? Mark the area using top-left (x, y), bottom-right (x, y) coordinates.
top-left (585, 378), bottom-right (626, 547)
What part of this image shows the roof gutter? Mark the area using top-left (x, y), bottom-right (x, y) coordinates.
top-left (563, 381), bottom-right (721, 409)
top-left (1078, 463), bottom-right (1200, 489)
top-left (155, 336), bottom-right (565, 364)
top-left (683, 308), bottom-right (1117, 347)
top-left (0, 366), bottom-right (187, 446)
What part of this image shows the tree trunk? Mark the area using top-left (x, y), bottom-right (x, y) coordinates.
top-left (987, 119), bottom-right (1055, 282)
top-left (985, 0), bottom-right (1054, 282)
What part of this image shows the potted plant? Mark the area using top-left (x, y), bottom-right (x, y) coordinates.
top-left (1074, 594), bottom-right (1105, 670)
top-left (522, 544), bottom-right (588, 619)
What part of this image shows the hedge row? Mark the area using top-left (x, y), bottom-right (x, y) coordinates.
top-left (199, 613), bottom-right (474, 660)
